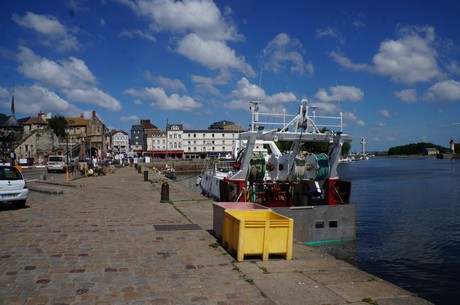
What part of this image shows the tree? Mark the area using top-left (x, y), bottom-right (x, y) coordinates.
top-left (388, 142), bottom-right (448, 155)
top-left (342, 141), bottom-right (351, 155)
top-left (47, 115), bottom-right (67, 138)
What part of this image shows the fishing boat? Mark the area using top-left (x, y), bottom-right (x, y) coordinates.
top-left (162, 165), bottom-right (176, 180)
top-left (200, 99), bottom-right (355, 242)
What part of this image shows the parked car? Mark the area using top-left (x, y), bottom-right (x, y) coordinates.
top-left (0, 166), bottom-right (29, 208)
top-left (47, 155), bottom-right (69, 173)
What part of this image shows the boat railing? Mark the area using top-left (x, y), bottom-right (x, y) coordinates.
top-left (250, 99), bottom-right (343, 134)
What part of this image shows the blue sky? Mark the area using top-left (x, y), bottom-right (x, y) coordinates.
top-left (1, 0), bottom-right (460, 152)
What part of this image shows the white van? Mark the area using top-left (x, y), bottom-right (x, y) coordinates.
top-left (47, 155), bottom-right (67, 173)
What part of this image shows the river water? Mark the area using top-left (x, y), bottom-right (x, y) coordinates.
top-left (177, 157), bottom-right (460, 305)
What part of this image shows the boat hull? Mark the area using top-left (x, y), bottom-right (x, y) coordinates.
top-left (272, 204), bottom-right (355, 242)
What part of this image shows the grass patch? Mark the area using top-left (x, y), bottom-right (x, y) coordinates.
top-left (231, 261), bottom-right (240, 272)
top-left (245, 278), bottom-right (255, 285)
top-left (362, 297), bottom-right (379, 305)
top-left (367, 277), bottom-right (378, 282)
top-left (258, 266), bottom-right (269, 274)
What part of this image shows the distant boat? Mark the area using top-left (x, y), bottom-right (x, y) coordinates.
top-left (338, 155), bottom-right (352, 163)
top-left (162, 165), bottom-right (176, 180)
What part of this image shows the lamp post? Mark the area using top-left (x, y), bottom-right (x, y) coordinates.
top-left (65, 127), bottom-right (70, 183)
top-left (65, 127), bottom-right (70, 165)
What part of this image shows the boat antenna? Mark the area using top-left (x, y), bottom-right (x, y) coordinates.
top-left (258, 56), bottom-right (264, 89)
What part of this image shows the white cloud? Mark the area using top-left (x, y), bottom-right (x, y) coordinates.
top-left (262, 33), bottom-right (312, 75)
top-left (120, 0), bottom-right (253, 75)
top-left (446, 61), bottom-right (460, 75)
top-left (12, 12), bottom-right (79, 52)
top-left (380, 109), bottom-right (391, 117)
top-left (17, 47), bottom-right (96, 89)
top-left (123, 0), bottom-right (241, 41)
top-left (225, 77), bottom-right (297, 111)
top-left (395, 89), bottom-right (417, 104)
top-left (178, 33), bottom-right (255, 75)
top-left (120, 115), bottom-right (141, 122)
top-left (352, 20), bottom-right (366, 28)
top-left (65, 88), bottom-right (122, 111)
top-left (426, 80), bottom-right (460, 102)
top-left (0, 85), bottom-right (83, 117)
top-left (314, 85), bottom-right (364, 102)
top-left (329, 51), bottom-right (372, 72)
top-left (16, 47), bottom-right (122, 111)
top-left (124, 87), bottom-right (202, 111)
top-left (315, 27), bottom-right (345, 44)
top-left (154, 76), bottom-right (187, 92)
top-left (120, 28), bottom-right (156, 42)
top-left (190, 70), bottom-right (232, 96)
top-left (191, 69), bottom-right (232, 86)
top-left (330, 25), bottom-right (443, 85)
top-left (373, 26), bottom-right (441, 84)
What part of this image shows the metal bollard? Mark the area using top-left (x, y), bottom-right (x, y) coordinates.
top-left (138, 165), bottom-right (142, 173)
top-left (144, 170), bottom-right (148, 181)
top-left (160, 182), bottom-right (169, 203)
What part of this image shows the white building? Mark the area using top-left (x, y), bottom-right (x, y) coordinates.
top-left (143, 121), bottom-right (243, 159)
top-left (112, 130), bottom-right (129, 161)
top-left (147, 129), bottom-right (166, 151)
top-left (183, 129), bottom-right (241, 159)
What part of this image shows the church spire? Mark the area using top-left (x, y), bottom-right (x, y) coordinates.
top-left (10, 94), bottom-right (15, 117)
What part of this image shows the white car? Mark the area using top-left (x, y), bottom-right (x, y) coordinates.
top-left (47, 155), bottom-right (67, 173)
top-left (0, 166), bottom-right (29, 208)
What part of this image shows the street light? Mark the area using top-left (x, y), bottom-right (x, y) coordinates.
top-left (65, 127), bottom-right (70, 184)
top-left (65, 127), bottom-right (70, 165)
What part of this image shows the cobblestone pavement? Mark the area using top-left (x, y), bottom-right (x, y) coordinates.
top-left (0, 166), bottom-right (434, 305)
top-left (1, 166), bottom-right (272, 305)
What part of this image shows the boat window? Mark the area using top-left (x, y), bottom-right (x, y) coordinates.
top-left (315, 221), bottom-right (325, 229)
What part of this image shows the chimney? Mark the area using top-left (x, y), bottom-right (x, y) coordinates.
top-left (92, 110), bottom-right (96, 118)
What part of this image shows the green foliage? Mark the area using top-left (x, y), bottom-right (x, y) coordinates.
top-left (47, 115), bottom-right (68, 138)
top-left (0, 113), bottom-right (7, 118)
top-left (388, 142), bottom-right (448, 155)
top-left (362, 297), bottom-right (379, 305)
top-left (342, 141), bottom-right (351, 155)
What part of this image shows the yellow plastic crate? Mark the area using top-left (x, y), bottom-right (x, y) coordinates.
top-left (222, 210), bottom-right (293, 261)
